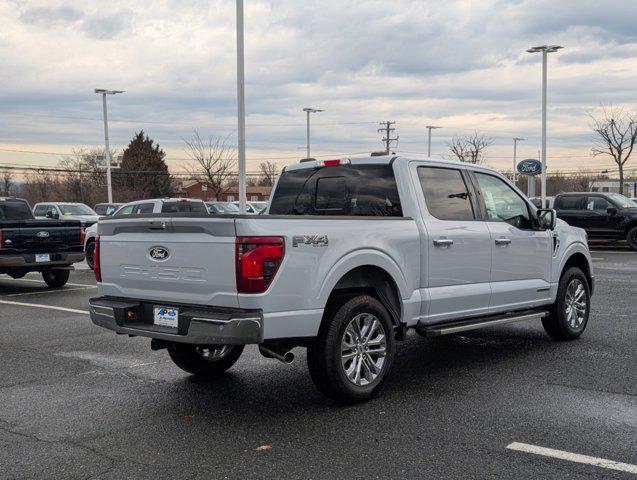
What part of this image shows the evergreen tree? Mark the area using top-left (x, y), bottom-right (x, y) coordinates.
top-left (114, 131), bottom-right (172, 201)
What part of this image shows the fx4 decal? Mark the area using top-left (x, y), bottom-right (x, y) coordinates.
top-left (292, 235), bottom-right (329, 248)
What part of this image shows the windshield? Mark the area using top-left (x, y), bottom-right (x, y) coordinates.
top-left (251, 201), bottom-right (268, 212)
top-left (0, 201), bottom-right (34, 220)
top-left (608, 193), bottom-right (637, 208)
top-left (59, 204), bottom-right (96, 216)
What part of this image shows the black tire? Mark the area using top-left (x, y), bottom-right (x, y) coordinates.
top-left (307, 295), bottom-right (395, 403)
top-left (542, 267), bottom-right (591, 341)
top-left (627, 226), bottom-right (637, 251)
top-left (85, 240), bottom-right (96, 270)
top-left (167, 344), bottom-right (244, 378)
top-left (42, 269), bottom-right (70, 288)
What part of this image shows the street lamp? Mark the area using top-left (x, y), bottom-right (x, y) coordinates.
top-left (94, 89), bottom-right (124, 203)
top-left (236, 0), bottom-right (247, 214)
top-left (512, 137), bottom-right (525, 183)
top-left (425, 125), bottom-right (442, 157)
top-left (526, 44), bottom-right (562, 207)
top-left (303, 108), bottom-right (323, 160)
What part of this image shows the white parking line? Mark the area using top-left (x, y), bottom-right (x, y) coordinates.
top-left (1, 278), bottom-right (94, 288)
top-left (506, 442), bottom-right (637, 475)
top-left (5, 286), bottom-right (96, 297)
top-left (0, 299), bottom-right (89, 315)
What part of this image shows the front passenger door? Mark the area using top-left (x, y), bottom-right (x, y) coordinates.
top-left (471, 172), bottom-right (552, 312)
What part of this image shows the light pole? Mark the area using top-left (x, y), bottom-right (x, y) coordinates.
top-left (236, 0), bottom-right (247, 214)
top-left (512, 137), bottom-right (525, 184)
top-left (425, 125), bottom-right (442, 157)
top-left (303, 107), bottom-right (323, 159)
top-left (94, 89), bottom-right (124, 203)
top-left (526, 44), bottom-right (562, 207)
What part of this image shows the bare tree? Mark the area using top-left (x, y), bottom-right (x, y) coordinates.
top-left (1, 169), bottom-right (14, 196)
top-left (258, 161), bottom-right (279, 186)
top-left (591, 106), bottom-right (637, 195)
top-left (447, 131), bottom-right (494, 164)
top-left (59, 149), bottom-right (107, 204)
top-left (184, 131), bottom-right (237, 199)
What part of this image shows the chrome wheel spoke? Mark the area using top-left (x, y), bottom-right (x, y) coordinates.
top-left (340, 312), bottom-right (387, 387)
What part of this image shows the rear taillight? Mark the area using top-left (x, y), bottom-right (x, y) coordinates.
top-left (93, 235), bottom-right (101, 282)
top-left (235, 236), bottom-right (284, 293)
top-left (79, 227), bottom-right (86, 245)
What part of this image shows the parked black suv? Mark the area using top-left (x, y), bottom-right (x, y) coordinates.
top-left (554, 192), bottom-right (637, 250)
top-left (0, 197), bottom-right (85, 287)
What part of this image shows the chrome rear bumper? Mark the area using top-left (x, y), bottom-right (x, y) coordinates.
top-left (89, 296), bottom-right (263, 345)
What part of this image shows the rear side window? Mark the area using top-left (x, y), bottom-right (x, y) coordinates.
top-left (418, 167), bottom-right (475, 221)
top-left (556, 196), bottom-right (583, 210)
top-left (269, 164), bottom-right (402, 216)
top-left (135, 203), bottom-right (154, 214)
top-left (34, 205), bottom-right (47, 216)
top-left (0, 201), bottom-right (34, 220)
top-left (161, 201), bottom-right (208, 213)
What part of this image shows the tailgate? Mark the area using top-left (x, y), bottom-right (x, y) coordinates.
top-left (0, 220), bottom-right (81, 254)
top-left (98, 216), bottom-right (239, 308)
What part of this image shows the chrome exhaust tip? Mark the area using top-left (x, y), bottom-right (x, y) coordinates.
top-left (259, 344), bottom-right (295, 364)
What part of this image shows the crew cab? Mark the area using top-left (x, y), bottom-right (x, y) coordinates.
top-left (89, 156), bottom-right (594, 403)
top-left (554, 192), bottom-right (637, 250)
top-left (1, 197), bottom-right (85, 287)
top-left (33, 202), bottom-right (99, 228)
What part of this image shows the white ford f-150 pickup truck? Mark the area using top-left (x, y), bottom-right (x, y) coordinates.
top-left (89, 155), bottom-right (594, 403)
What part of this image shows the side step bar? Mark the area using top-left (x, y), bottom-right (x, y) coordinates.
top-left (421, 310), bottom-right (548, 337)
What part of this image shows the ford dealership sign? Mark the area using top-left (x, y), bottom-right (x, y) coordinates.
top-left (516, 159), bottom-right (542, 176)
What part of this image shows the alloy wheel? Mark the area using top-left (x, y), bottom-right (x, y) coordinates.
top-left (564, 278), bottom-right (587, 328)
top-left (341, 313), bottom-right (388, 386)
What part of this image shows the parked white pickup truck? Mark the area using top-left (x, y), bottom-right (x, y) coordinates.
top-left (89, 156), bottom-right (594, 403)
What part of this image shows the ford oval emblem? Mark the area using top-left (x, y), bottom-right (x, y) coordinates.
top-left (36, 231), bottom-right (50, 238)
top-left (516, 159), bottom-right (542, 176)
top-left (149, 246), bottom-right (170, 261)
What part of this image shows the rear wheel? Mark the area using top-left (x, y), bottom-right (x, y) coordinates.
top-left (627, 226), bottom-right (637, 251)
top-left (85, 240), bottom-right (96, 270)
top-left (307, 295), bottom-right (395, 403)
top-left (542, 267), bottom-right (590, 340)
top-left (42, 269), bottom-right (70, 288)
top-left (167, 344), bottom-right (244, 378)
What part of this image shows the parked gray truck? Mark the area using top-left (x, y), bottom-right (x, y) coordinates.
top-left (89, 156), bottom-right (594, 402)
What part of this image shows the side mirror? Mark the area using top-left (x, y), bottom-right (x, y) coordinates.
top-left (607, 207), bottom-right (618, 215)
top-left (537, 209), bottom-right (557, 230)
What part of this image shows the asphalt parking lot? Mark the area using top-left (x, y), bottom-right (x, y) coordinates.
top-left (0, 249), bottom-right (635, 480)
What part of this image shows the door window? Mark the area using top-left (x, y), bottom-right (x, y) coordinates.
top-left (474, 172), bottom-right (532, 229)
top-left (556, 196), bottom-right (583, 210)
top-left (135, 203), bottom-right (154, 214)
top-left (585, 196), bottom-right (612, 211)
top-left (417, 167), bottom-right (475, 221)
top-left (34, 205), bottom-right (47, 216)
top-left (116, 205), bottom-right (135, 215)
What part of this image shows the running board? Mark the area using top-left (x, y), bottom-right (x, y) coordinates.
top-left (421, 311), bottom-right (548, 337)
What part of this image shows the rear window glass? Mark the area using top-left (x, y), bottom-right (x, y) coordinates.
top-left (0, 201), bottom-right (34, 220)
top-left (161, 201), bottom-right (208, 213)
top-left (556, 196), bottom-right (583, 210)
top-left (269, 164), bottom-right (402, 216)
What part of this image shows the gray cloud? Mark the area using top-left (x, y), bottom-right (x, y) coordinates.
top-left (19, 5), bottom-right (83, 26)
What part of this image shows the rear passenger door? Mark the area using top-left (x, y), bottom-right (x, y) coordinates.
top-left (471, 172), bottom-right (552, 311)
top-left (415, 165), bottom-right (492, 323)
top-left (555, 195), bottom-right (585, 228)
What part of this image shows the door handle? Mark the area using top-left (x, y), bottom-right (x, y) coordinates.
top-left (433, 238), bottom-right (454, 247)
top-left (495, 237), bottom-right (511, 246)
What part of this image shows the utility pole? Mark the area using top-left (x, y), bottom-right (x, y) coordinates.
top-left (235, 0), bottom-right (247, 214)
top-left (94, 89), bottom-right (124, 203)
top-left (303, 107), bottom-right (323, 159)
top-left (513, 137), bottom-right (525, 183)
top-left (426, 126), bottom-right (442, 157)
top-left (527, 44), bottom-right (563, 208)
top-left (378, 121), bottom-right (398, 154)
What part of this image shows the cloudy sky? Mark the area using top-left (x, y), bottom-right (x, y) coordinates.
top-left (1, 0), bottom-right (636, 174)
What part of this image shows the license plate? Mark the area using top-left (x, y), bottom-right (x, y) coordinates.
top-left (35, 254), bottom-right (50, 263)
top-left (153, 307), bottom-right (178, 328)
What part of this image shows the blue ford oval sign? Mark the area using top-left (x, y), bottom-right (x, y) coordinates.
top-left (517, 159), bottom-right (542, 176)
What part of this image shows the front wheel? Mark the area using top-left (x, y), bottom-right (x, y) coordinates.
top-left (167, 344), bottom-right (244, 378)
top-left (627, 226), bottom-right (637, 251)
top-left (42, 269), bottom-right (70, 288)
top-left (542, 267), bottom-right (591, 340)
top-left (85, 241), bottom-right (96, 270)
top-left (307, 295), bottom-right (395, 403)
